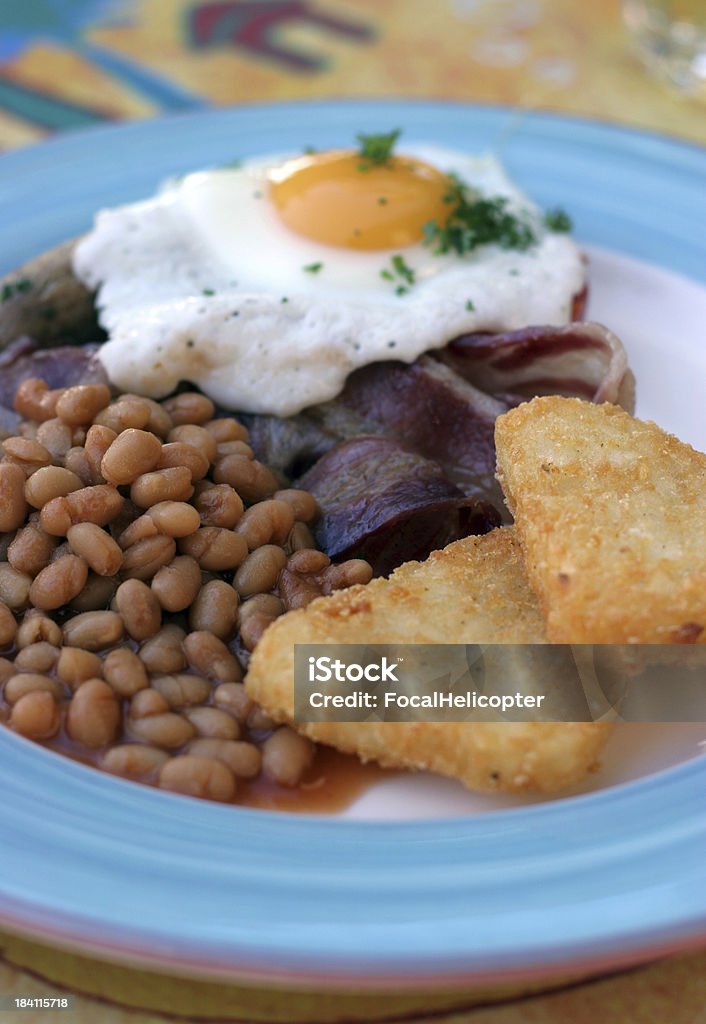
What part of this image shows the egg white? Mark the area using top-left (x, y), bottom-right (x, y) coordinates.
top-left (73, 145), bottom-right (585, 416)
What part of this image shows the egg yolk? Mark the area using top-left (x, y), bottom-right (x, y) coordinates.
top-left (269, 150), bottom-right (452, 251)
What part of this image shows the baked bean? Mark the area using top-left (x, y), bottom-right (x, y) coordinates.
top-left (234, 545), bottom-right (287, 598)
top-left (322, 560), bottom-right (374, 592)
top-left (16, 420), bottom-right (39, 440)
top-left (262, 727), bottom-right (314, 787)
top-left (277, 568), bottom-right (322, 612)
top-left (274, 488), bottom-right (319, 524)
top-left (69, 572), bottom-right (118, 612)
top-left (14, 642), bottom-right (59, 674)
top-left (84, 424), bottom-right (117, 483)
top-left (35, 418), bottom-right (72, 463)
top-left (0, 657), bottom-right (14, 684)
top-left (184, 706), bottom-right (239, 740)
top-left (188, 580), bottom-right (239, 639)
top-left (0, 600), bottom-right (17, 646)
top-left (64, 446), bottom-right (92, 484)
top-left (194, 484), bottom-right (244, 529)
top-left (178, 527), bottom-right (247, 572)
top-left (247, 706), bottom-right (278, 732)
top-left (130, 688), bottom-right (169, 718)
top-left (239, 593), bottom-right (284, 620)
top-left (183, 632), bottom-right (242, 683)
top-left (4, 672), bottom-right (61, 703)
top-left (102, 745), bottom-right (169, 778)
top-left (55, 384), bottom-right (111, 426)
top-left (235, 500), bottom-right (294, 550)
top-left (121, 535), bottom-right (176, 581)
top-left (288, 518), bottom-right (314, 553)
top-left (213, 455), bottom-right (278, 503)
top-left (67, 679), bottom-right (120, 748)
top-left (25, 465), bottom-right (83, 509)
top-left (16, 611), bottom-right (62, 648)
top-left (14, 378), bottom-right (60, 422)
top-left (130, 466), bottom-right (194, 508)
top-left (0, 462), bottom-right (29, 531)
top-left (101, 429), bottom-right (163, 485)
top-left (215, 440), bottom-right (254, 459)
top-left (239, 611), bottom-right (278, 651)
top-left (139, 624), bottom-right (186, 674)
top-left (103, 648), bottom-right (149, 698)
top-left (287, 549), bottom-right (330, 574)
top-left (129, 711), bottom-right (195, 749)
top-left (56, 646), bottom-right (103, 688)
top-left (115, 579), bottom-right (162, 641)
top-left (188, 738), bottom-right (261, 779)
top-left (159, 754), bottom-right (235, 801)
top-left (120, 394), bottom-right (173, 438)
top-left (0, 564), bottom-right (32, 610)
top-left (117, 514), bottom-right (158, 549)
top-left (212, 682), bottom-right (252, 721)
top-left (66, 522), bottom-right (123, 576)
top-left (167, 425), bottom-right (217, 464)
top-left (151, 555), bottom-right (201, 612)
top-left (10, 690), bottom-right (60, 739)
top-left (2, 436), bottom-right (52, 474)
top-left (148, 501), bottom-right (200, 538)
top-left (151, 673), bottom-right (211, 708)
top-left (41, 484), bottom-right (124, 535)
top-left (203, 417), bottom-right (249, 444)
top-left (94, 396), bottom-right (152, 433)
top-left (62, 610), bottom-right (124, 651)
top-left (157, 442), bottom-right (209, 482)
top-left (29, 554), bottom-right (88, 610)
top-left (161, 392), bottom-right (214, 426)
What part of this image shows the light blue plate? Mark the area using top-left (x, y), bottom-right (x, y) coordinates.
top-left (0, 102), bottom-right (705, 986)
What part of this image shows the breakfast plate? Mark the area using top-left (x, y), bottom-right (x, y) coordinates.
top-left (0, 100), bottom-right (705, 988)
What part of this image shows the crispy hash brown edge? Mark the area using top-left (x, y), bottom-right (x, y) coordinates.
top-left (495, 396), bottom-right (706, 645)
top-left (245, 528), bottom-right (612, 794)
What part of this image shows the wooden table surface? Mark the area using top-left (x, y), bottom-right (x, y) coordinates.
top-left (0, 1), bottom-right (704, 1021)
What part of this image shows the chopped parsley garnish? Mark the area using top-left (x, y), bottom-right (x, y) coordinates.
top-left (423, 177), bottom-right (537, 256)
top-left (202, 288), bottom-right (215, 296)
top-left (303, 262), bottom-right (323, 274)
top-left (543, 207), bottom-right (573, 232)
top-left (1, 278), bottom-right (32, 303)
top-left (356, 129), bottom-right (400, 170)
top-left (303, 145), bottom-right (317, 155)
top-left (377, 196), bottom-right (388, 205)
top-left (465, 299), bottom-right (475, 311)
top-left (186, 339), bottom-right (195, 348)
top-left (380, 254), bottom-right (416, 296)
top-left (281, 296), bottom-right (289, 303)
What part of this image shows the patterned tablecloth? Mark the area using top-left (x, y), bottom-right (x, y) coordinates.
top-left (0, 2), bottom-right (704, 1022)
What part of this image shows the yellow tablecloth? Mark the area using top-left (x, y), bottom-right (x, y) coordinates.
top-left (0, 2), bottom-right (704, 1021)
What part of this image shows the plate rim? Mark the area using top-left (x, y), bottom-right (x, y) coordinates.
top-left (0, 98), bottom-right (705, 986)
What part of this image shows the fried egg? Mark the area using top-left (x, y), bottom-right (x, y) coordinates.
top-left (73, 143), bottom-right (585, 416)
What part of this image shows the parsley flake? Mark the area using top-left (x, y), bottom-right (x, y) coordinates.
top-left (543, 208), bottom-right (573, 233)
top-left (356, 129), bottom-right (401, 171)
top-left (303, 262), bottom-right (323, 274)
top-left (423, 175), bottom-right (536, 256)
top-left (380, 254), bottom-right (416, 296)
top-left (465, 299), bottom-right (475, 311)
top-left (1, 278), bottom-right (32, 303)
top-left (202, 288), bottom-right (215, 296)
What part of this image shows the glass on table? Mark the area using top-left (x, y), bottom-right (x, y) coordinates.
top-left (622, 0), bottom-right (706, 98)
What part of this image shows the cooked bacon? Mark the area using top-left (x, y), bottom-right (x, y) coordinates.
top-left (440, 321), bottom-right (635, 411)
top-left (298, 436), bottom-right (500, 577)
